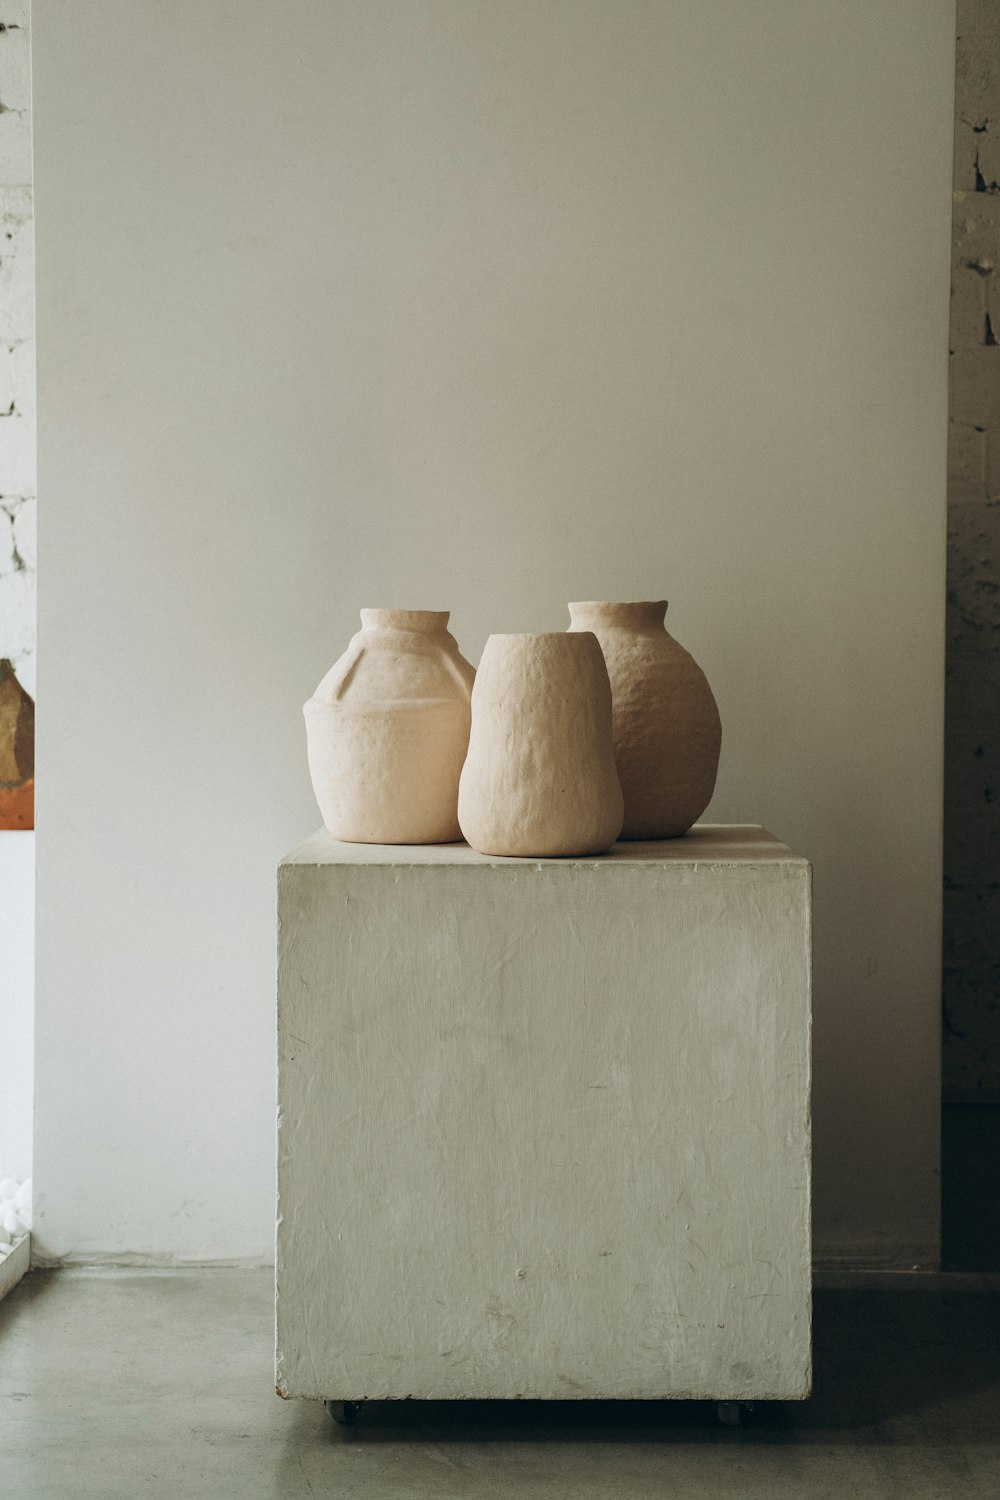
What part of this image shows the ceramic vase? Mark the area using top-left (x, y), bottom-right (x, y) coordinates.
top-left (567, 600), bottom-right (721, 839)
top-left (305, 609), bottom-right (475, 844)
top-left (458, 632), bottom-right (624, 857)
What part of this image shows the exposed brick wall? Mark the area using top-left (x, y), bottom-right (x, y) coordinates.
top-left (0, 0), bottom-right (33, 700)
top-left (946, 1), bottom-right (1000, 1093)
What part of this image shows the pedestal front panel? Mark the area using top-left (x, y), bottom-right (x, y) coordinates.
top-left (277, 827), bottom-right (811, 1401)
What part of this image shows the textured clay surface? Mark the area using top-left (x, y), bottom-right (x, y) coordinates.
top-left (569, 602), bottom-right (721, 839)
top-left (458, 632), bottom-right (623, 857)
top-left (305, 609), bottom-right (474, 844)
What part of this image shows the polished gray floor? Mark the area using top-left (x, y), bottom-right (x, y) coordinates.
top-left (1, 1267), bottom-right (999, 1498)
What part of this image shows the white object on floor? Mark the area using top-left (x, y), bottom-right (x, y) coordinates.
top-left (13, 1180), bottom-right (31, 1223)
top-left (0, 1175), bottom-right (30, 1235)
top-left (276, 825), bottom-right (812, 1403)
top-left (0, 1231), bottom-right (28, 1297)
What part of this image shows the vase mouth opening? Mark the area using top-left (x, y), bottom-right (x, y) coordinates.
top-left (568, 600), bottom-right (668, 627)
top-left (482, 632), bottom-right (606, 663)
top-left (485, 631), bottom-right (602, 646)
top-left (360, 608), bottom-right (451, 634)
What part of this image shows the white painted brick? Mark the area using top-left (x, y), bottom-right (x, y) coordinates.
top-left (1, 1), bottom-right (30, 28)
top-left (950, 261), bottom-right (987, 355)
top-left (956, 27), bottom-right (1000, 127)
top-left (0, 201), bottom-right (33, 345)
top-left (956, 1), bottom-right (984, 39)
top-left (0, 111), bottom-right (30, 189)
top-left (952, 204), bottom-right (1000, 274)
top-left (8, 335), bottom-right (32, 419)
top-left (12, 496), bottom-right (34, 571)
top-left (949, 421), bottom-right (987, 497)
top-left (948, 1), bottom-right (1000, 1094)
top-left (0, 342), bottom-right (13, 411)
top-left (0, 23), bottom-right (30, 111)
top-left (975, 131), bottom-right (1000, 192)
top-left (954, 191), bottom-right (1000, 229)
top-left (0, 412), bottom-right (33, 496)
top-left (952, 346), bottom-right (1000, 427)
top-left (953, 119), bottom-right (980, 194)
top-left (0, 507), bottom-right (14, 575)
top-left (0, 567), bottom-right (33, 667)
top-left (0, 11), bottom-right (31, 186)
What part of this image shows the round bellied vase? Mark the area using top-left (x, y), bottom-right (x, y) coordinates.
top-left (567, 600), bottom-right (721, 839)
top-left (304, 609), bottom-right (475, 844)
top-left (458, 632), bottom-right (624, 858)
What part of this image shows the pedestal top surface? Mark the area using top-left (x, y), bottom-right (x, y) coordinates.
top-left (281, 824), bottom-right (807, 869)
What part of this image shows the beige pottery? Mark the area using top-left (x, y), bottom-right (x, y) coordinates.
top-left (305, 609), bottom-right (475, 843)
top-left (567, 600), bottom-right (721, 839)
top-left (458, 632), bottom-right (624, 857)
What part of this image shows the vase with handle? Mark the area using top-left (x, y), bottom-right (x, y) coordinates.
top-left (305, 608), bottom-right (475, 844)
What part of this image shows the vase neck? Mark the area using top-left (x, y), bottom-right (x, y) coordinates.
top-left (359, 609), bottom-right (450, 634)
top-left (568, 600), bottom-right (667, 632)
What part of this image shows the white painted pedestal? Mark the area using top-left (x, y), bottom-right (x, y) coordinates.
top-left (276, 826), bottom-right (811, 1405)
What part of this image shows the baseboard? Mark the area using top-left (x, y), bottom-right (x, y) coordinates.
top-left (29, 1250), bottom-right (943, 1275)
top-left (0, 1235), bottom-right (30, 1300)
top-left (812, 1242), bottom-right (939, 1273)
top-left (29, 1249), bottom-right (273, 1272)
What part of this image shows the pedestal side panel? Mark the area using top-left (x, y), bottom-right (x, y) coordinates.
top-left (277, 858), bottom-right (811, 1400)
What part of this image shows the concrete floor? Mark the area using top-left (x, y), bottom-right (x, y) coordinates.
top-left (1, 1268), bottom-right (999, 1498)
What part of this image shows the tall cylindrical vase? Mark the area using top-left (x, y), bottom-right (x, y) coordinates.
top-left (305, 608), bottom-right (475, 844)
top-left (567, 600), bottom-right (721, 839)
top-left (458, 632), bottom-right (624, 857)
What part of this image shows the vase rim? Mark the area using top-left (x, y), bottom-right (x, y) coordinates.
top-left (359, 608), bottom-right (451, 633)
top-left (566, 597), bottom-right (668, 627)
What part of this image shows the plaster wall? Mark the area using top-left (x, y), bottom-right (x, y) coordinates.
top-left (945, 0), bottom-right (1000, 1095)
top-left (32, 0), bottom-right (954, 1265)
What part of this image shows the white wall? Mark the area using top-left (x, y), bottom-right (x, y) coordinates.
top-left (0, 0), bottom-right (35, 1189)
top-left (33, 0), bottom-right (955, 1266)
top-left (0, 832), bottom-right (33, 1183)
top-left (0, 0), bottom-right (36, 694)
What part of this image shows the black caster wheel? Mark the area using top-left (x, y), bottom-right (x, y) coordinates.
top-left (717, 1401), bottom-right (750, 1427)
top-left (325, 1400), bottom-right (362, 1425)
